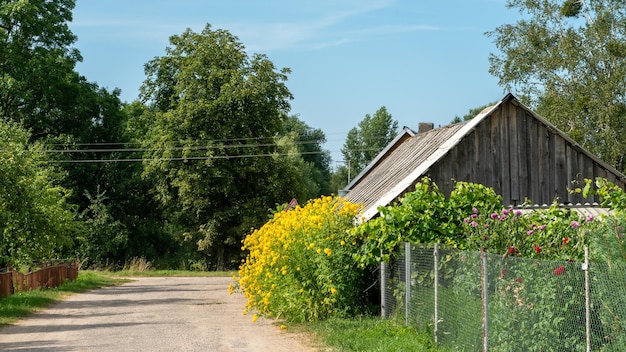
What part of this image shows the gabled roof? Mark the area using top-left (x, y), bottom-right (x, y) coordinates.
top-left (343, 126), bottom-right (415, 190)
top-left (345, 93), bottom-right (626, 221)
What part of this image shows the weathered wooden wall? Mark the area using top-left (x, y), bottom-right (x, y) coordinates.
top-left (428, 99), bottom-right (625, 206)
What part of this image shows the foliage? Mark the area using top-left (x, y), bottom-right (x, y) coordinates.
top-left (281, 114), bottom-right (333, 198)
top-left (338, 106), bottom-right (399, 188)
top-left (234, 196), bottom-right (363, 322)
top-left (0, 119), bottom-right (79, 268)
top-left (76, 188), bottom-right (129, 267)
top-left (353, 178), bottom-right (503, 266)
top-left (138, 24), bottom-right (301, 269)
top-left (463, 204), bottom-right (589, 261)
top-left (488, 0), bottom-right (626, 171)
top-left (0, 0), bottom-right (80, 127)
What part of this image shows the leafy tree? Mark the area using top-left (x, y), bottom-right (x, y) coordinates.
top-left (337, 106), bottom-right (398, 188)
top-left (138, 24), bottom-right (298, 269)
top-left (488, 0), bottom-right (626, 170)
top-left (0, 119), bottom-right (79, 268)
top-left (0, 0), bottom-right (85, 136)
top-left (282, 115), bottom-right (333, 197)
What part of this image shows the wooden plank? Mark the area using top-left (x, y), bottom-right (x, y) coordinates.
top-left (547, 129), bottom-right (557, 204)
top-left (509, 103), bottom-right (520, 203)
top-left (478, 120), bottom-right (492, 188)
top-left (554, 135), bottom-right (567, 203)
top-left (517, 109), bottom-right (529, 204)
top-left (499, 104), bottom-right (511, 205)
top-left (566, 144), bottom-right (579, 203)
top-left (490, 108), bottom-right (501, 192)
top-left (528, 114), bottom-right (540, 203)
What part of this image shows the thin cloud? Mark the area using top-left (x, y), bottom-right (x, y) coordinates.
top-left (71, 0), bottom-right (440, 54)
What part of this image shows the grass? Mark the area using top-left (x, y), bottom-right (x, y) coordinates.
top-left (298, 316), bottom-right (444, 352)
top-left (0, 271), bottom-right (129, 327)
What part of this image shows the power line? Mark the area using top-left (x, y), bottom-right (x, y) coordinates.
top-left (42, 139), bottom-right (324, 154)
top-left (43, 150), bottom-right (327, 164)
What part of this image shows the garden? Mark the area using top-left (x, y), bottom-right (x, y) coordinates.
top-left (233, 177), bottom-right (626, 351)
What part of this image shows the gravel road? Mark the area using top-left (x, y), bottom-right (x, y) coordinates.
top-left (0, 277), bottom-right (319, 352)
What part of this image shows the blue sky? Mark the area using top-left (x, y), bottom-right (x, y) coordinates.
top-left (70, 0), bottom-right (520, 164)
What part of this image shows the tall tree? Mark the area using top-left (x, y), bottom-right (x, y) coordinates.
top-left (138, 24), bottom-right (298, 269)
top-left (282, 115), bottom-right (333, 197)
top-left (0, 119), bottom-right (78, 268)
top-left (0, 0), bottom-right (84, 136)
top-left (488, 0), bottom-right (626, 170)
top-left (338, 106), bottom-right (398, 188)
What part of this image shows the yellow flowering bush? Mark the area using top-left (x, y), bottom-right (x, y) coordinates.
top-left (234, 196), bottom-right (363, 322)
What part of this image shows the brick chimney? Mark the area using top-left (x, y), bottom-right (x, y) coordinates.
top-left (418, 122), bottom-right (434, 133)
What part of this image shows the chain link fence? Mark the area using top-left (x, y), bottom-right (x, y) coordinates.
top-left (381, 243), bottom-right (626, 351)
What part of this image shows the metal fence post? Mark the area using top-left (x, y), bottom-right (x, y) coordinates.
top-left (405, 242), bottom-right (411, 326)
top-left (481, 248), bottom-right (489, 352)
top-left (381, 260), bottom-right (388, 319)
top-left (434, 243), bottom-right (439, 344)
top-left (584, 246), bottom-right (590, 352)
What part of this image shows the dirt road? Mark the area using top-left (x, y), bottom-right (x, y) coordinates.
top-left (0, 277), bottom-right (319, 351)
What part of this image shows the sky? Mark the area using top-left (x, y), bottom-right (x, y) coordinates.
top-left (69, 0), bottom-right (521, 164)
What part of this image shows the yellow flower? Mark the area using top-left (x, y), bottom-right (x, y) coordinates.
top-left (252, 314), bottom-right (259, 323)
top-left (280, 324), bottom-right (287, 330)
top-left (330, 287), bottom-right (338, 295)
top-left (324, 248), bottom-right (332, 256)
top-left (340, 240), bottom-right (346, 246)
top-left (316, 248), bottom-right (322, 254)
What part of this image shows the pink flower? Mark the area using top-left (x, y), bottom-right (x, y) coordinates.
top-left (464, 218), bottom-right (471, 224)
top-left (472, 207), bottom-right (479, 214)
top-left (538, 224), bottom-right (546, 230)
top-left (554, 266), bottom-right (566, 276)
top-left (571, 221), bottom-right (580, 229)
top-left (470, 221), bottom-right (478, 228)
top-left (514, 210), bottom-right (522, 216)
top-left (471, 213), bottom-right (478, 219)
top-left (527, 230), bottom-right (534, 235)
top-left (586, 215), bottom-right (594, 222)
top-left (502, 209), bottom-right (510, 216)
top-left (491, 212), bottom-right (499, 220)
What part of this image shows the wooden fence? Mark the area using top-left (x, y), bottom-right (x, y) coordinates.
top-left (0, 260), bottom-right (79, 299)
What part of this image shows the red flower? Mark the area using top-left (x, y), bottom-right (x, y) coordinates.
top-left (535, 246), bottom-right (541, 254)
top-left (501, 268), bottom-right (508, 277)
top-left (554, 266), bottom-right (566, 276)
top-left (509, 246), bottom-right (515, 255)
top-left (517, 277), bottom-right (522, 283)
top-left (563, 237), bottom-right (570, 245)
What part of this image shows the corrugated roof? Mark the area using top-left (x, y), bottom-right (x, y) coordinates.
top-left (344, 121), bottom-right (470, 219)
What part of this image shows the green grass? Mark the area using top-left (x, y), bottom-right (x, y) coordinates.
top-left (0, 271), bottom-right (129, 327)
top-left (300, 316), bottom-right (444, 352)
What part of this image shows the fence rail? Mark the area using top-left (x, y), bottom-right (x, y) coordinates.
top-left (0, 260), bottom-right (79, 299)
top-left (382, 243), bottom-right (626, 352)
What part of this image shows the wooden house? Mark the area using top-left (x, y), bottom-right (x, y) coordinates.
top-left (344, 93), bottom-right (626, 221)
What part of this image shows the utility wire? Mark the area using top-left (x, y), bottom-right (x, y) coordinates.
top-left (43, 150), bottom-right (327, 163)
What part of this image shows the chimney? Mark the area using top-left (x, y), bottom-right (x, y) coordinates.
top-left (418, 122), bottom-right (434, 133)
